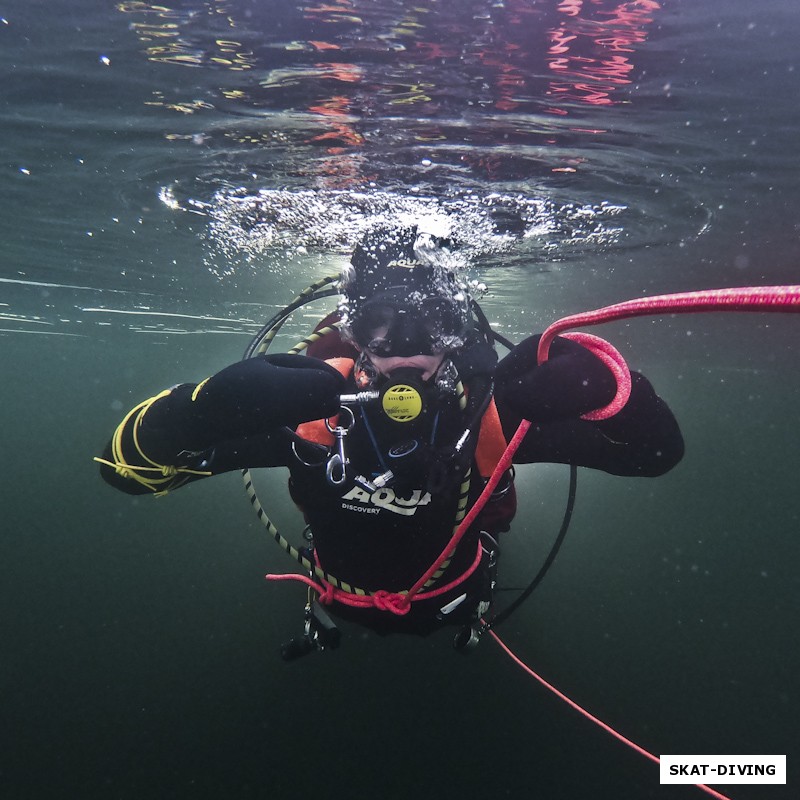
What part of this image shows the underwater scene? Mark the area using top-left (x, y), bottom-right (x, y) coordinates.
top-left (1, 1), bottom-right (798, 798)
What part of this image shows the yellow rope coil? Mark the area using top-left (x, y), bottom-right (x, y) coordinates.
top-left (94, 389), bottom-right (211, 494)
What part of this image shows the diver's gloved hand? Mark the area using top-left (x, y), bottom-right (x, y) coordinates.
top-left (494, 334), bottom-right (617, 423)
top-left (193, 354), bottom-right (346, 438)
top-left (143, 354), bottom-right (347, 449)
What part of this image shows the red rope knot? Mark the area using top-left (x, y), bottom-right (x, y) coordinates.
top-left (371, 590), bottom-right (412, 616)
top-left (317, 584), bottom-right (336, 605)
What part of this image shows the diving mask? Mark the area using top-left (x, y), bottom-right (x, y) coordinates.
top-left (351, 290), bottom-right (467, 358)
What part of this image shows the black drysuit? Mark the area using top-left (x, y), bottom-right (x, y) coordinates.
top-left (98, 334), bottom-right (684, 634)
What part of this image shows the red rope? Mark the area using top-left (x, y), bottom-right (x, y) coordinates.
top-left (269, 285), bottom-right (800, 615)
top-left (404, 418), bottom-right (531, 596)
top-left (488, 630), bottom-right (734, 800)
top-left (537, 284), bottom-right (800, 363)
top-left (560, 332), bottom-right (632, 419)
top-left (265, 537), bottom-right (485, 614)
top-left (482, 284), bottom-right (800, 800)
top-left (266, 284), bottom-right (799, 798)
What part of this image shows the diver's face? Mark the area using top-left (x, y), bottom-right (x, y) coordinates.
top-left (351, 291), bottom-right (461, 380)
top-left (355, 308), bottom-right (448, 379)
top-left (351, 292), bottom-right (464, 360)
top-left (364, 348), bottom-right (445, 381)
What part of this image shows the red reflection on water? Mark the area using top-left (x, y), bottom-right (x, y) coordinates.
top-left (308, 93), bottom-right (364, 149)
top-left (265, 0), bottom-right (660, 183)
top-left (547, 0), bottom-right (660, 108)
top-left (467, 0), bottom-right (545, 113)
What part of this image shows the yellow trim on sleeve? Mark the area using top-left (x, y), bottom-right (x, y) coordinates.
top-left (191, 377), bottom-right (211, 402)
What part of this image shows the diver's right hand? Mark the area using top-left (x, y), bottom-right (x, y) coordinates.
top-left (135, 354), bottom-right (347, 451)
top-left (188, 354), bottom-right (347, 439)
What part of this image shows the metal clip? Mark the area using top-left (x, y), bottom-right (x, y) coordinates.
top-left (324, 406), bottom-right (355, 486)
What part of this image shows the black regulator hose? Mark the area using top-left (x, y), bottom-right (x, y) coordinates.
top-left (487, 463), bottom-right (578, 631)
top-left (243, 286), bottom-right (341, 360)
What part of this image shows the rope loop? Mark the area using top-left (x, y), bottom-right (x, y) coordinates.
top-left (561, 332), bottom-right (632, 420)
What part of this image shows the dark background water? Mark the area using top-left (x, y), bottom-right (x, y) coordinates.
top-left (1, 1), bottom-right (798, 798)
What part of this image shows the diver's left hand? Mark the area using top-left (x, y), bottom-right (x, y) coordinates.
top-left (495, 334), bottom-right (616, 422)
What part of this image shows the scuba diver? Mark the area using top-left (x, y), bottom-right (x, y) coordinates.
top-left (97, 224), bottom-right (684, 652)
